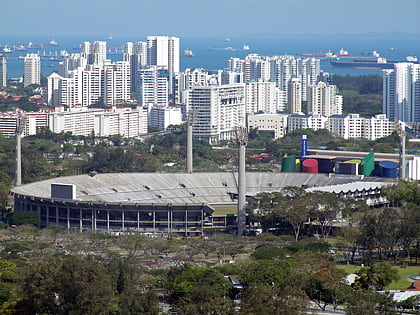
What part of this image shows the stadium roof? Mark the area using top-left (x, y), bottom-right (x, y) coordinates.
top-left (11, 172), bottom-right (390, 206)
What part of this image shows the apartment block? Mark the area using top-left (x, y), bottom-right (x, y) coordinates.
top-left (188, 84), bottom-right (246, 144)
top-left (247, 112), bottom-right (289, 139)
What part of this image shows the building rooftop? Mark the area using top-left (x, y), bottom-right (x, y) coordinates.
top-left (11, 172), bottom-right (390, 207)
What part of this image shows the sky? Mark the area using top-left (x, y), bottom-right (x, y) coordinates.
top-left (2, 0), bottom-right (420, 38)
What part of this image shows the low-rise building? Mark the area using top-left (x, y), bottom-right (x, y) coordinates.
top-left (288, 113), bottom-right (328, 132)
top-left (247, 112), bottom-right (289, 139)
top-left (328, 113), bottom-right (393, 140)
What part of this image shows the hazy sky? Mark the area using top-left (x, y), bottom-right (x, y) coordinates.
top-left (2, 0), bottom-right (420, 38)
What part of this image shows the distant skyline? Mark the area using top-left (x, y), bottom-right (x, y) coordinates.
top-left (2, 0), bottom-right (420, 38)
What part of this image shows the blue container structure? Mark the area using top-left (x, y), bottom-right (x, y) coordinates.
top-left (379, 161), bottom-right (398, 178)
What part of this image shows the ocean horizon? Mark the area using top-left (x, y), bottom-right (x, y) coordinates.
top-left (2, 34), bottom-right (420, 79)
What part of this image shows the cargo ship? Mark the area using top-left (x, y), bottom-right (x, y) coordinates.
top-left (181, 49), bottom-right (195, 57)
top-left (330, 51), bottom-right (418, 69)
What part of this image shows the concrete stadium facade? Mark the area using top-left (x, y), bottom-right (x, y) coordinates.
top-left (10, 172), bottom-right (387, 236)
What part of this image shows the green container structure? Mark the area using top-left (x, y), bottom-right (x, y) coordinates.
top-left (361, 152), bottom-right (375, 176)
top-left (281, 155), bottom-right (297, 172)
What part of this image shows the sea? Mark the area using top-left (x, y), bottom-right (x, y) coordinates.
top-left (2, 34), bottom-right (420, 79)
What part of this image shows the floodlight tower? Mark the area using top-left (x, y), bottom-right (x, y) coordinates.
top-left (395, 119), bottom-right (406, 179)
top-left (235, 126), bottom-right (248, 235)
top-left (15, 115), bottom-right (27, 186)
top-left (186, 110), bottom-right (195, 174)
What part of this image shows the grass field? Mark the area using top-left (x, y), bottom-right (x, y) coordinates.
top-left (337, 264), bottom-right (420, 290)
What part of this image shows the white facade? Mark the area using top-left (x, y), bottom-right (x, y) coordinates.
top-left (147, 36), bottom-right (179, 98)
top-left (50, 106), bottom-right (147, 137)
top-left (58, 53), bottom-right (87, 77)
top-left (59, 68), bottom-right (83, 107)
top-left (288, 78), bottom-right (302, 114)
top-left (95, 106), bottom-right (148, 137)
top-left (47, 72), bottom-right (63, 106)
top-left (362, 114), bottom-right (394, 140)
top-left (221, 70), bottom-right (244, 85)
top-left (148, 105), bottom-right (182, 130)
top-left (82, 65), bottom-right (103, 107)
top-left (408, 156), bottom-right (420, 180)
top-left (24, 53), bottom-right (40, 87)
top-left (0, 109), bottom-right (50, 137)
top-left (245, 80), bottom-right (277, 113)
top-left (328, 113), bottom-right (393, 140)
top-left (123, 41), bottom-right (147, 92)
top-left (188, 84), bottom-right (247, 144)
top-left (247, 112), bottom-right (289, 139)
top-left (307, 81), bottom-right (343, 117)
top-left (0, 54), bottom-right (6, 87)
top-left (137, 66), bottom-right (169, 106)
top-left (82, 41), bottom-right (107, 65)
top-left (231, 54), bottom-right (320, 106)
top-left (297, 58), bottom-right (320, 101)
top-left (288, 113), bottom-right (328, 132)
top-left (104, 61), bottom-right (131, 106)
top-left (383, 63), bottom-right (420, 123)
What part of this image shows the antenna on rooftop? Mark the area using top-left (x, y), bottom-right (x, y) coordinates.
top-left (235, 126), bottom-right (248, 235)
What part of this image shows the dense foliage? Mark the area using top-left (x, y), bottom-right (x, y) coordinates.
top-left (332, 74), bottom-right (383, 116)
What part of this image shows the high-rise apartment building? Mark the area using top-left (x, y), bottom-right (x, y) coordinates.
top-left (123, 41), bottom-right (147, 92)
top-left (383, 63), bottom-right (420, 123)
top-left (288, 78), bottom-right (302, 114)
top-left (188, 84), bottom-right (246, 144)
top-left (104, 61), bottom-right (131, 106)
top-left (307, 81), bottom-right (343, 117)
top-left (58, 53), bottom-right (87, 77)
top-left (147, 36), bottom-right (179, 99)
top-left (82, 65), bottom-right (104, 107)
top-left (245, 80), bottom-right (277, 113)
top-left (24, 53), bottom-right (40, 87)
top-left (137, 66), bottom-right (169, 107)
top-left (82, 41), bottom-right (107, 65)
top-left (47, 72), bottom-right (63, 106)
top-left (0, 54), bottom-right (6, 87)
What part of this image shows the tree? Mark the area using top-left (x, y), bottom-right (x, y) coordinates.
top-left (398, 204), bottom-right (420, 262)
top-left (239, 260), bottom-right (292, 288)
top-left (352, 262), bottom-right (400, 291)
top-left (251, 243), bottom-right (285, 260)
top-left (7, 211), bottom-right (39, 226)
top-left (307, 191), bottom-right (345, 241)
top-left (305, 261), bottom-right (348, 311)
top-left (0, 172), bottom-right (12, 216)
top-left (345, 289), bottom-right (397, 315)
top-left (383, 180), bottom-right (420, 206)
top-left (165, 264), bottom-right (231, 312)
top-left (276, 187), bottom-right (312, 241)
top-left (0, 259), bottom-right (17, 307)
top-left (118, 290), bottom-right (160, 315)
top-left (17, 254), bottom-right (115, 314)
top-left (241, 283), bottom-right (308, 315)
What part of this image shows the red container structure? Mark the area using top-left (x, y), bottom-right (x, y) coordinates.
top-left (302, 159), bottom-right (318, 173)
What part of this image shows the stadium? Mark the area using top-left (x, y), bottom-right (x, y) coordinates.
top-left (10, 171), bottom-right (389, 236)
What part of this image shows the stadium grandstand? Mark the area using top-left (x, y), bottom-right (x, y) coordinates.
top-left (10, 172), bottom-right (390, 236)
